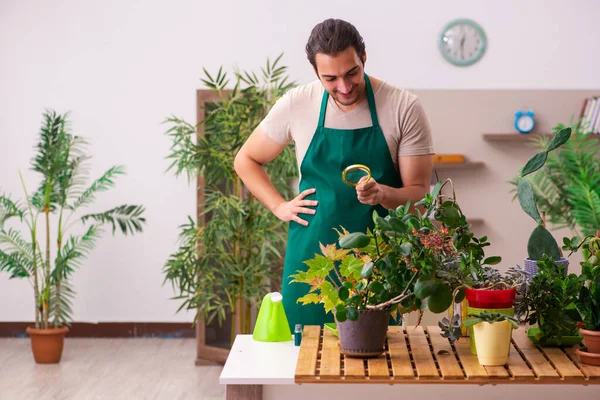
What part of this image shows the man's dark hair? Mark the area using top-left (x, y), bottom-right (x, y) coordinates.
top-left (305, 19), bottom-right (366, 71)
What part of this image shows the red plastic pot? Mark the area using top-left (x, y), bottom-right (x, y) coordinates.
top-left (465, 287), bottom-right (516, 309)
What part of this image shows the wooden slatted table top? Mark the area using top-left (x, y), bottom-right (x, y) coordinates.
top-left (294, 325), bottom-right (600, 384)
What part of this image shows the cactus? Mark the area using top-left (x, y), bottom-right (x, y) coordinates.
top-left (517, 127), bottom-right (571, 260)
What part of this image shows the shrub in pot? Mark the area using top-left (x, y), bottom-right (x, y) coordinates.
top-left (518, 255), bottom-right (582, 346)
top-left (564, 233), bottom-right (600, 365)
top-left (292, 179), bottom-right (498, 356)
top-left (0, 111), bottom-right (146, 363)
top-left (463, 312), bottom-right (519, 366)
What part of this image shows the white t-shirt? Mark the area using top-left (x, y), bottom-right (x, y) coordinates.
top-left (259, 78), bottom-right (435, 172)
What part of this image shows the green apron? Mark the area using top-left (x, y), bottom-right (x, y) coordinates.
top-left (281, 74), bottom-right (403, 331)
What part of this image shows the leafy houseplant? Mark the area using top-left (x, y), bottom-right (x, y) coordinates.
top-left (291, 179), bottom-right (501, 355)
top-left (519, 254), bottom-right (582, 346)
top-left (564, 234), bottom-right (600, 363)
top-left (162, 55), bottom-right (298, 342)
top-left (513, 127), bottom-right (572, 275)
top-left (463, 312), bottom-right (519, 366)
top-left (0, 110), bottom-right (146, 363)
top-left (515, 120), bottom-right (600, 238)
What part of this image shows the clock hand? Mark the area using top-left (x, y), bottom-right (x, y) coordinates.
top-left (460, 35), bottom-right (465, 59)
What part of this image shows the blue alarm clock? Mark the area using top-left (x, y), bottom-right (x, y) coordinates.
top-left (515, 110), bottom-right (535, 134)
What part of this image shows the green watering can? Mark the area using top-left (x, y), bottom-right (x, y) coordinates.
top-left (252, 292), bottom-right (292, 342)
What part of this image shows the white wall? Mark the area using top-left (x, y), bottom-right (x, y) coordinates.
top-left (1, 0), bottom-right (599, 322)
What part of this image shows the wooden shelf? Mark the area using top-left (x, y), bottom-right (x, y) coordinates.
top-left (482, 133), bottom-right (552, 142)
top-left (295, 325), bottom-right (600, 384)
top-left (468, 218), bottom-right (484, 225)
top-left (433, 161), bottom-right (484, 170)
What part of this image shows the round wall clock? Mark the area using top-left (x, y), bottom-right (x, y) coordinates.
top-left (439, 19), bottom-right (487, 66)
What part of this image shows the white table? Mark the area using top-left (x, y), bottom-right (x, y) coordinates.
top-left (219, 335), bottom-right (600, 400)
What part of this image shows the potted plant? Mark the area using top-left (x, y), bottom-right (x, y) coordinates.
top-left (454, 266), bottom-right (528, 355)
top-left (162, 55), bottom-right (298, 345)
top-left (511, 120), bottom-right (600, 240)
top-left (292, 179), bottom-right (496, 356)
top-left (463, 312), bottom-right (519, 366)
top-left (512, 127), bottom-right (572, 276)
top-left (518, 254), bottom-right (582, 346)
top-left (564, 233), bottom-right (600, 365)
top-left (0, 110), bottom-right (146, 363)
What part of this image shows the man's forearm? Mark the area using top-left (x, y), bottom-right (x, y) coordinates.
top-left (234, 156), bottom-right (285, 213)
top-left (379, 184), bottom-right (429, 211)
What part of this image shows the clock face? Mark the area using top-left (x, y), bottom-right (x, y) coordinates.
top-left (439, 19), bottom-right (486, 66)
top-left (517, 116), bottom-right (534, 132)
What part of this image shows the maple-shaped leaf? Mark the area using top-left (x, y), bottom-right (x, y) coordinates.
top-left (307, 275), bottom-right (325, 291)
top-left (340, 255), bottom-right (363, 280)
top-left (319, 242), bottom-right (350, 261)
top-left (297, 293), bottom-right (321, 305)
top-left (333, 226), bottom-right (351, 239)
top-left (289, 270), bottom-right (310, 284)
top-left (360, 254), bottom-right (373, 264)
top-left (320, 280), bottom-right (340, 313)
top-left (304, 254), bottom-right (334, 278)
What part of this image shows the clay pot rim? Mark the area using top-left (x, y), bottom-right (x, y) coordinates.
top-left (26, 326), bottom-right (69, 335)
top-left (580, 328), bottom-right (600, 336)
top-left (576, 348), bottom-right (600, 358)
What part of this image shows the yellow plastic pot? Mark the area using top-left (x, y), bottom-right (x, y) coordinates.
top-left (472, 320), bottom-right (513, 366)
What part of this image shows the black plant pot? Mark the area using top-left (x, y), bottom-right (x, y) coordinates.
top-left (336, 308), bottom-right (391, 358)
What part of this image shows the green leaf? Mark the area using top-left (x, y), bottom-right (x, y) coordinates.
top-left (360, 261), bottom-right (374, 278)
top-left (297, 293), bottom-right (320, 305)
top-left (427, 285), bottom-right (453, 313)
top-left (527, 225), bottom-right (561, 260)
top-left (521, 151), bottom-right (548, 177)
top-left (414, 279), bottom-right (440, 299)
top-left (399, 242), bottom-right (412, 256)
top-left (368, 281), bottom-right (384, 295)
top-left (346, 307), bottom-right (358, 321)
top-left (340, 256), bottom-right (363, 280)
top-left (455, 287), bottom-right (466, 303)
top-left (546, 127), bottom-right (571, 152)
top-left (462, 317), bottom-right (482, 327)
top-left (517, 178), bottom-right (542, 223)
top-left (388, 217), bottom-right (407, 234)
top-left (376, 217), bottom-right (392, 231)
top-left (336, 308), bottom-right (347, 322)
top-left (483, 256), bottom-right (502, 265)
top-left (339, 232), bottom-right (371, 249)
top-left (430, 180), bottom-right (443, 200)
top-left (339, 286), bottom-right (349, 301)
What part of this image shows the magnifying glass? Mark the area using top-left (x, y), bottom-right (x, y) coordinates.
top-left (342, 164), bottom-right (371, 187)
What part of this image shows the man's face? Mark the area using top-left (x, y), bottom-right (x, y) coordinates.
top-left (315, 46), bottom-right (366, 107)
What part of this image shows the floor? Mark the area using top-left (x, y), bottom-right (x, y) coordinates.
top-left (0, 338), bottom-right (225, 400)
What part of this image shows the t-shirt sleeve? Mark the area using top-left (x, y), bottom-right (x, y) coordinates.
top-left (398, 98), bottom-right (435, 157)
top-left (258, 89), bottom-right (293, 145)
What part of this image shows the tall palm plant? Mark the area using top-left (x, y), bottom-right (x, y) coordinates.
top-left (510, 119), bottom-right (600, 238)
top-left (0, 110), bottom-right (146, 329)
top-left (162, 54), bottom-right (298, 337)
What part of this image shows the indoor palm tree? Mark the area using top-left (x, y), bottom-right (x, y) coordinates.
top-left (162, 54), bottom-right (298, 340)
top-left (0, 110), bottom-right (146, 362)
top-left (512, 119), bottom-right (600, 239)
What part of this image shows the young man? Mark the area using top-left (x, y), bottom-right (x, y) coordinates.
top-left (234, 18), bottom-right (434, 329)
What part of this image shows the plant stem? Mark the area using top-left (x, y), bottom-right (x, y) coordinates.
top-left (368, 270), bottom-right (420, 310)
top-left (18, 170), bottom-right (41, 328)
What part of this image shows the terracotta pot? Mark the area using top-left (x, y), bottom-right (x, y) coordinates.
top-left (580, 328), bottom-right (600, 354)
top-left (576, 348), bottom-right (600, 366)
top-left (26, 326), bottom-right (69, 364)
top-left (336, 308), bottom-right (390, 358)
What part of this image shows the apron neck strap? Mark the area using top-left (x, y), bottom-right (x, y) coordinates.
top-left (317, 73), bottom-right (379, 128)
